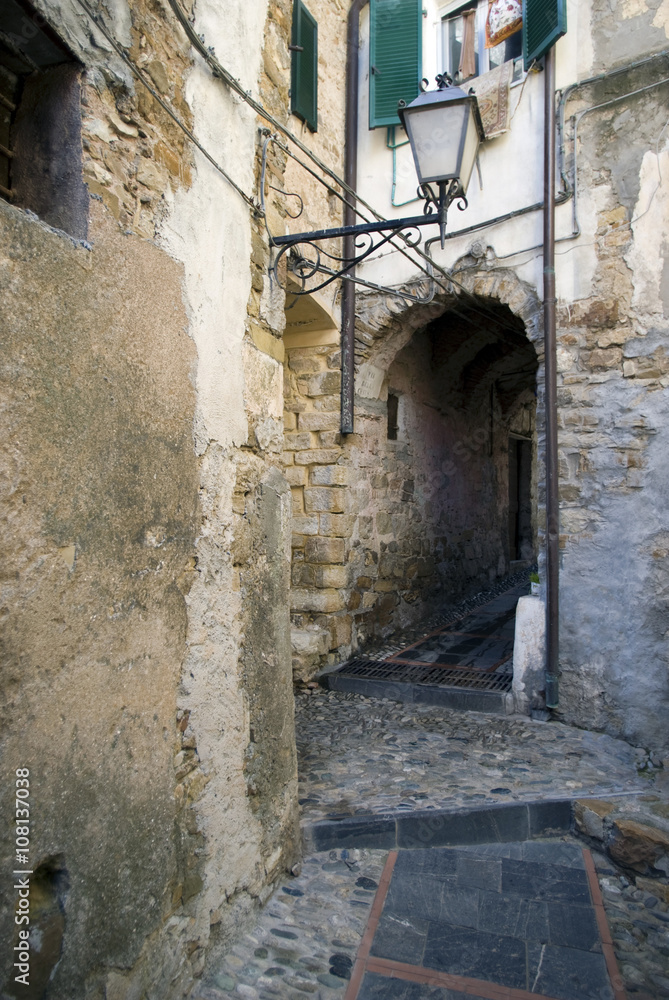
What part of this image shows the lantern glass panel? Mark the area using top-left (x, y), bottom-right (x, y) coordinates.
top-left (403, 101), bottom-right (468, 185)
top-left (459, 104), bottom-right (481, 192)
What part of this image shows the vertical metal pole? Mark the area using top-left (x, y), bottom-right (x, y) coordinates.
top-left (341, 0), bottom-right (367, 435)
top-left (543, 46), bottom-right (559, 709)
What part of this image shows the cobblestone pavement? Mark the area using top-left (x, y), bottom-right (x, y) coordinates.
top-left (296, 689), bottom-right (654, 826)
top-left (195, 841), bottom-right (669, 1000)
top-left (196, 573), bottom-right (667, 1000)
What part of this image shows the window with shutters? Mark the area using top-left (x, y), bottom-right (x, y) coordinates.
top-left (369, 0), bottom-right (423, 129)
top-left (522, 0), bottom-right (566, 69)
top-left (291, 0), bottom-right (318, 133)
top-left (439, 0), bottom-right (522, 85)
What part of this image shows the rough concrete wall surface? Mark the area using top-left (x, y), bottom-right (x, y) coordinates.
top-left (1, 0), bottom-right (299, 992)
top-left (552, 44), bottom-right (669, 750)
top-left (0, 200), bottom-right (199, 996)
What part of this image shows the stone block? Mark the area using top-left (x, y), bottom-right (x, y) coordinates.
top-left (319, 431), bottom-right (341, 448)
top-left (300, 370), bottom-right (341, 397)
top-left (292, 562), bottom-right (316, 586)
top-left (315, 564), bottom-right (348, 589)
top-left (291, 488), bottom-right (304, 514)
top-left (284, 432), bottom-right (312, 451)
top-left (292, 516), bottom-right (319, 536)
top-left (512, 596), bottom-right (546, 716)
top-left (376, 512), bottom-right (393, 534)
top-left (291, 588), bottom-right (346, 613)
top-left (310, 465), bottom-right (349, 486)
top-left (635, 876), bottom-right (669, 903)
top-left (573, 799), bottom-right (616, 841)
top-left (606, 818), bottom-right (669, 873)
top-left (304, 488), bottom-right (346, 513)
top-left (291, 626), bottom-right (330, 657)
top-left (298, 411), bottom-right (340, 431)
top-left (305, 536), bottom-right (345, 563)
top-left (329, 614), bottom-right (352, 648)
top-left (283, 411), bottom-right (297, 431)
top-left (571, 298), bottom-right (619, 329)
top-left (288, 356), bottom-right (323, 374)
top-left (319, 514), bottom-right (354, 537)
top-left (284, 466), bottom-right (306, 487)
top-left (588, 347), bottom-right (622, 369)
top-left (294, 449), bottom-right (342, 466)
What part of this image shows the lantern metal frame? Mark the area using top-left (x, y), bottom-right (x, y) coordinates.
top-left (269, 75), bottom-right (483, 297)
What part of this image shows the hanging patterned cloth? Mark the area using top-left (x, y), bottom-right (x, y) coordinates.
top-left (485, 0), bottom-right (522, 48)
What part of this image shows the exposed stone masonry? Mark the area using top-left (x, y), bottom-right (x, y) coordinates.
top-left (285, 268), bottom-right (544, 683)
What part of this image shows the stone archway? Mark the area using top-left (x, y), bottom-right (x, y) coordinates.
top-left (284, 259), bottom-right (543, 682)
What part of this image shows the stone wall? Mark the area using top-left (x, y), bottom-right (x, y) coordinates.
top-left (0, 0), bottom-right (300, 995)
top-left (286, 269), bottom-right (543, 681)
top-left (550, 44), bottom-right (669, 751)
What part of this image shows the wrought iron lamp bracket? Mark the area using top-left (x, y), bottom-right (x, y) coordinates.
top-left (270, 180), bottom-right (466, 297)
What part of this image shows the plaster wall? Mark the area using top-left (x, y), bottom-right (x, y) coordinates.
top-left (344, 0), bottom-right (669, 750)
top-left (1, 0), bottom-right (300, 994)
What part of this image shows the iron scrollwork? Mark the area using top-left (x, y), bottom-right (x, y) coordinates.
top-left (270, 180), bottom-right (465, 297)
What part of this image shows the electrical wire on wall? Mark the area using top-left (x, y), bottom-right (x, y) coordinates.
top-left (71, 0), bottom-right (260, 212)
top-left (73, 0), bottom-right (669, 343)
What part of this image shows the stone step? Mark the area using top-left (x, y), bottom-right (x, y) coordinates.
top-left (302, 797), bottom-right (572, 853)
top-left (325, 667), bottom-right (512, 715)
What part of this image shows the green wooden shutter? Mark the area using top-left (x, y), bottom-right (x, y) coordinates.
top-left (522, 0), bottom-right (567, 69)
top-left (291, 0), bottom-right (318, 132)
top-left (369, 0), bottom-right (422, 130)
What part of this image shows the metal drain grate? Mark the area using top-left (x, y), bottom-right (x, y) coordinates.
top-left (337, 658), bottom-right (513, 693)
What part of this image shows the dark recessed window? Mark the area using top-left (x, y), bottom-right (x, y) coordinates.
top-left (387, 393), bottom-right (399, 440)
top-left (0, 0), bottom-right (88, 238)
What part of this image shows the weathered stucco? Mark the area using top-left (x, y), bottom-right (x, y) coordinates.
top-left (0, 200), bottom-right (200, 995)
top-left (1, 0), bottom-right (299, 992)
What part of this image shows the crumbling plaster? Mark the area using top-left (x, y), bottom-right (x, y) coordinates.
top-left (1, 0), bottom-right (300, 992)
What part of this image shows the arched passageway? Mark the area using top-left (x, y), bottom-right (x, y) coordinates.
top-left (349, 295), bottom-right (538, 647)
top-left (284, 268), bottom-right (543, 680)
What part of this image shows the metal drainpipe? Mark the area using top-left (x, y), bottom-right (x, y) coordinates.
top-left (341, 0), bottom-right (369, 434)
top-left (543, 45), bottom-right (559, 709)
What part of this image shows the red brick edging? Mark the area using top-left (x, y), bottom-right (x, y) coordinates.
top-left (583, 847), bottom-right (628, 1000)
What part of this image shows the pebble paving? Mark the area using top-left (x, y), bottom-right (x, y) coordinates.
top-left (296, 689), bottom-right (653, 826)
top-left (595, 852), bottom-right (669, 999)
top-left (196, 843), bottom-right (669, 1000)
top-left (196, 846), bottom-right (388, 1000)
top-left (196, 573), bottom-right (666, 1000)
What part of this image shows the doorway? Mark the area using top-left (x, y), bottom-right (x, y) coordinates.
top-left (508, 435), bottom-right (533, 564)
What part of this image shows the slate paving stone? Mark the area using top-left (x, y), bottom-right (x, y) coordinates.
top-left (527, 942), bottom-right (614, 1000)
top-left (455, 855), bottom-right (502, 891)
top-left (384, 876), bottom-right (479, 928)
top-left (366, 844), bottom-right (616, 998)
top-left (500, 858), bottom-right (592, 904)
top-left (370, 911), bottom-right (429, 964)
top-left (476, 892), bottom-right (550, 940)
top-left (357, 974), bottom-right (481, 999)
top-left (422, 923), bottom-right (528, 989)
top-left (546, 900), bottom-right (601, 951)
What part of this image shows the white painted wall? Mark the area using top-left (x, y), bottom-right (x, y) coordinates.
top-left (354, 0), bottom-right (597, 304)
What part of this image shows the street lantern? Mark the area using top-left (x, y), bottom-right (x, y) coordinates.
top-left (398, 76), bottom-right (484, 195)
top-left (267, 75), bottom-right (484, 289)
